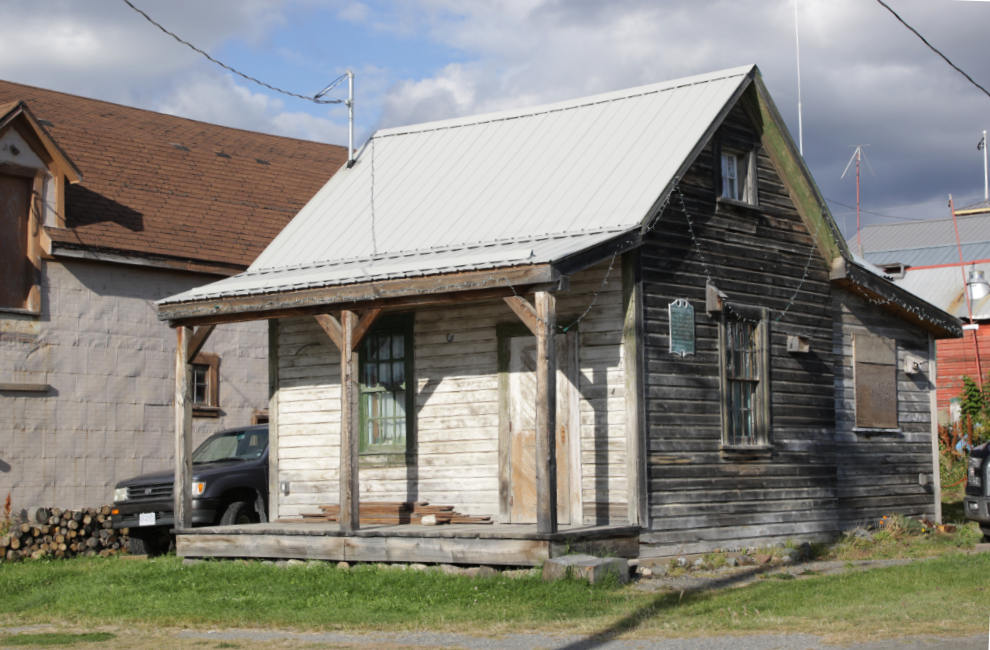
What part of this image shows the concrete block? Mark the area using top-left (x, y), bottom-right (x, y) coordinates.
top-left (543, 554), bottom-right (629, 584)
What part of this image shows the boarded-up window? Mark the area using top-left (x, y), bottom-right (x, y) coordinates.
top-left (854, 334), bottom-right (897, 429)
top-left (0, 173), bottom-right (34, 309)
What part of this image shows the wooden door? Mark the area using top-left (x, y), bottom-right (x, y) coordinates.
top-left (0, 174), bottom-right (33, 309)
top-left (508, 333), bottom-right (573, 524)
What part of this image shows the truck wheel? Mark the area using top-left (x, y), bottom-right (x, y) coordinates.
top-left (220, 501), bottom-right (257, 526)
top-left (982, 526), bottom-right (990, 543)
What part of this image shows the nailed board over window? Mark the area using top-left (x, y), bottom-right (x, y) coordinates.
top-left (854, 334), bottom-right (897, 429)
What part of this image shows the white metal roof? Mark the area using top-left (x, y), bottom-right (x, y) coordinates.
top-left (895, 263), bottom-right (990, 321)
top-left (860, 213), bottom-right (990, 257)
top-left (161, 65), bottom-right (754, 305)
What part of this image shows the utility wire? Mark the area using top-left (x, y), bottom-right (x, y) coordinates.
top-left (875, 0), bottom-right (990, 101)
top-left (825, 198), bottom-right (923, 222)
top-left (120, 0), bottom-right (342, 105)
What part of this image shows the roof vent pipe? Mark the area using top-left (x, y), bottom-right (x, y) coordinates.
top-left (968, 269), bottom-right (990, 301)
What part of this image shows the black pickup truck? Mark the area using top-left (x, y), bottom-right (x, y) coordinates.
top-left (964, 440), bottom-right (990, 542)
top-left (111, 424), bottom-right (269, 554)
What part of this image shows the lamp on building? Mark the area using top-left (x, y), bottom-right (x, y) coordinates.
top-left (968, 269), bottom-right (990, 301)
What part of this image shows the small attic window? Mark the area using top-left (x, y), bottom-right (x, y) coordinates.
top-left (171, 143), bottom-right (190, 152)
top-left (877, 263), bottom-right (906, 280)
top-left (715, 137), bottom-right (758, 206)
top-left (255, 159), bottom-right (270, 165)
top-left (215, 152), bottom-right (231, 159)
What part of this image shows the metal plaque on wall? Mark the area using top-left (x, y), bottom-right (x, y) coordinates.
top-left (669, 299), bottom-right (695, 357)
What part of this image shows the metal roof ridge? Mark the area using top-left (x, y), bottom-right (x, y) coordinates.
top-left (243, 226), bottom-right (632, 277)
top-left (371, 65), bottom-right (755, 140)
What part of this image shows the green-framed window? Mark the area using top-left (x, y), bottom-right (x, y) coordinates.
top-left (718, 304), bottom-right (771, 448)
top-left (359, 315), bottom-right (414, 455)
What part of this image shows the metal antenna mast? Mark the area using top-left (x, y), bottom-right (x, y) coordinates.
top-left (841, 145), bottom-right (875, 256)
top-left (315, 71), bottom-right (356, 167)
top-left (794, 0), bottom-right (803, 156)
top-left (980, 131), bottom-right (988, 202)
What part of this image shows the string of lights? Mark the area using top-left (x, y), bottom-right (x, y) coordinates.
top-left (849, 285), bottom-right (962, 335)
top-left (775, 207), bottom-right (826, 323)
top-left (119, 0), bottom-right (343, 105)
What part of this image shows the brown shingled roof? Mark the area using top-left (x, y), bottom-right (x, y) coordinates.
top-left (0, 79), bottom-right (347, 271)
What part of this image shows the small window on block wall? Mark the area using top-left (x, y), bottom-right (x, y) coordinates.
top-left (191, 352), bottom-right (220, 418)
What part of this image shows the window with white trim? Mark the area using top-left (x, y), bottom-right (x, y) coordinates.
top-left (716, 140), bottom-right (757, 205)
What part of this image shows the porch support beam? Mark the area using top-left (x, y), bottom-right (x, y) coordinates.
top-left (313, 310), bottom-right (380, 533)
top-left (186, 324), bottom-right (216, 360)
top-left (314, 314), bottom-right (343, 349)
top-left (534, 291), bottom-right (558, 534)
top-left (351, 308), bottom-right (382, 350)
top-left (503, 296), bottom-right (539, 336)
top-left (339, 310), bottom-right (361, 532)
top-left (174, 326), bottom-right (194, 530)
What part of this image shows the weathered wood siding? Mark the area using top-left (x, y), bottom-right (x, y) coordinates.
top-left (640, 102), bottom-right (839, 555)
top-left (274, 262), bottom-right (629, 522)
top-left (833, 288), bottom-right (937, 525)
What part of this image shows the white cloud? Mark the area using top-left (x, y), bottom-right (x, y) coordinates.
top-left (157, 72), bottom-right (347, 143)
top-left (369, 0), bottom-right (990, 223)
top-left (337, 2), bottom-right (371, 23)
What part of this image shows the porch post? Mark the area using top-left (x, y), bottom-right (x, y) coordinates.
top-left (535, 291), bottom-right (558, 534)
top-left (174, 326), bottom-right (194, 530)
top-left (339, 310), bottom-right (361, 532)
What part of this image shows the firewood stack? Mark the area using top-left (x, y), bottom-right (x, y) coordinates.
top-left (0, 506), bottom-right (129, 561)
top-left (284, 501), bottom-right (493, 525)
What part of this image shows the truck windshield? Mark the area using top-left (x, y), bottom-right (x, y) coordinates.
top-left (193, 429), bottom-right (268, 464)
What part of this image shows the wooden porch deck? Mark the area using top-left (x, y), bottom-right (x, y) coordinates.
top-left (176, 522), bottom-right (640, 566)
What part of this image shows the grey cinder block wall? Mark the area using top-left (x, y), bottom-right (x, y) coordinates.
top-left (0, 258), bottom-right (268, 508)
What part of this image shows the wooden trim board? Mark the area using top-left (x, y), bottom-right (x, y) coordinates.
top-left (176, 524), bottom-right (641, 566)
top-left (179, 533), bottom-right (550, 565)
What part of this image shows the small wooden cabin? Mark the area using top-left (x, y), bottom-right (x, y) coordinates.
top-left (158, 65), bottom-right (961, 564)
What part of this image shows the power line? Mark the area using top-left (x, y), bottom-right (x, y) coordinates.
top-left (826, 194), bottom-right (986, 222)
top-left (825, 198), bottom-right (923, 222)
top-left (875, 0), bottom-right (990, 101)
top-left (119, 0), bottom-right (343, 105)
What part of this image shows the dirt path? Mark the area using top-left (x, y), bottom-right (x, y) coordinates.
top-left (2, 625), bottom-right (984, 650)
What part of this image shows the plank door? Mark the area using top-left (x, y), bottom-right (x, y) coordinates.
top-left (507, 333), bottom-right (576, 524)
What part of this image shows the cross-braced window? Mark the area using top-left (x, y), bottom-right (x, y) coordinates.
top-left (719, 306), bottom-right (771, 448)
top-left (359, 315), bottom-right (413, 455)
top-left (191, 352), bottom-right (220, 418)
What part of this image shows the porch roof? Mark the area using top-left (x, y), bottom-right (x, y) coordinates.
top-left (158, 65), bottom-right (756, 311)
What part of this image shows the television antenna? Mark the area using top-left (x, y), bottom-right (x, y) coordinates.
top-left (316, 71), bottom-right (355, 167)
top-left (794, 0), bottom-right (803, 156)
top-left (841, 145), bottom-right (876, 256)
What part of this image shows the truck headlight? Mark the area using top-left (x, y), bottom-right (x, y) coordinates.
top-left (968, 457), bottom-right (983, 488)
top-left (192, 482), bottom-right (206, 497)
top-left (114, 487), bottom-right (128, 502)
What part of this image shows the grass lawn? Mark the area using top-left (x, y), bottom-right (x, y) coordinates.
top-left (1, 552), bottom-right (989, 643)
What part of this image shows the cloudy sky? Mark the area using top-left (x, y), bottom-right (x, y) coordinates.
top-left (3, 0), bottom-right (990, 238)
